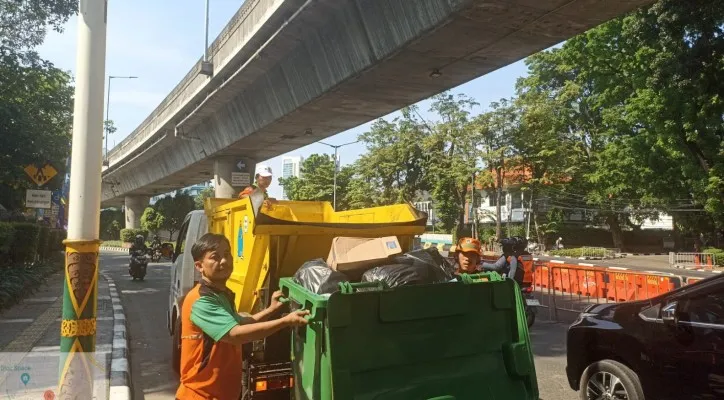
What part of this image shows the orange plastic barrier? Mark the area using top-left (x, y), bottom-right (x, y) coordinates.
top-left (606, 271), bottom-right (637, 302)
top-left (534, 260), bottom-right (687, 303)
top-left (533, 260), bottom-right (550, 288)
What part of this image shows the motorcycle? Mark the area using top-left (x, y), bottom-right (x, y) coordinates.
top-left (481, 237), bottom-right (539, 328)
top-left (151, 246), bottom-right (162, 262)
top-left (129, 249), bottom-right (149, 281)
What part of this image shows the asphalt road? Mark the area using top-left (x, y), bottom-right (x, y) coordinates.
top-left (101, 252), bottom-right (178, 400)
top-left (100, 251), bottom-right (577, 400)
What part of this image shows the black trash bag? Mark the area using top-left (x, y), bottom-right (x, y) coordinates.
top-left (361, 249), bottom-right (455, 289)
top-left (391, 247), bottom-right (455, 282)
top-left (293, 259), bottom-right (349, 295)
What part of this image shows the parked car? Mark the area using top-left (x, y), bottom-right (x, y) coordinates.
top-left (566, 274), bottom-right (724, 400)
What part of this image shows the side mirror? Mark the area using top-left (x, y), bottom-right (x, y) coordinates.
top-left (662, 301), bottom-right (678, 326)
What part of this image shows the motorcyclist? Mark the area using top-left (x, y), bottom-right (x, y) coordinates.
top-left (129, 234), bottom-right (148, 256)
top-left (150, 235), bottom-right (162, 251)
top-left (479, 236), bottom-right (526, 285)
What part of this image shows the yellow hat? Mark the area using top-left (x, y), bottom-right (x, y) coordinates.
top-left (456, 237), bottom-right (482, 256)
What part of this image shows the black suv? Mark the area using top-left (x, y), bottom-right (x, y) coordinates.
top-left (566, 274), bottom-right (724, 400)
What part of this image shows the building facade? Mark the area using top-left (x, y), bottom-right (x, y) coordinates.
top-left (281, 156), bottom-right (303, 200)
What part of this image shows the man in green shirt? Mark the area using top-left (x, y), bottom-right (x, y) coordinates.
top-left (176, 233), bottom-right (308, 400)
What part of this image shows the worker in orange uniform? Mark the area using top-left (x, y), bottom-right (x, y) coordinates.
top-left (238, 164), bottom-right (273, 200)
top-left (175, 233), bottom-right (309, 400)
top-left (239, 164), bottom-right (277, 209)
top-left (453, 237), bottom-right (483, 274)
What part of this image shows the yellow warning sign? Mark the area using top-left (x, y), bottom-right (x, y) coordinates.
top-left (24, 163), bottom-right (58, 186)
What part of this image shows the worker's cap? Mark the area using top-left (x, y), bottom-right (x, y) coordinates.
top-left (256, 165), bottom-right (273, 177)
top-left (456, 237), bottom-right (482, 256)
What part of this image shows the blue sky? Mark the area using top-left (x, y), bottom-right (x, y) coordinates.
top-left (38, 0), bottom-right (548, 199)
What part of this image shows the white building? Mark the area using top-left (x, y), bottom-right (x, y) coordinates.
top-left (281, 156), bottom-right (303, 200)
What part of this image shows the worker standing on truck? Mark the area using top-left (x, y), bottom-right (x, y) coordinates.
top-left (238, 164), bottom-right (277, 202)
top-left (453, 237), bottom-right (483, 274)
top-left (175, 233), bottom-right (309, 400)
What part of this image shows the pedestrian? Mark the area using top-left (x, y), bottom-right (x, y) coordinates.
top-left (175, 233), bottom-right (308, 400)
top-left (556, 237), bottom-right (563, 250)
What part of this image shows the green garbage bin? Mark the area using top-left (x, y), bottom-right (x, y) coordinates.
top-left (279, 272), bottom-right (539, 400)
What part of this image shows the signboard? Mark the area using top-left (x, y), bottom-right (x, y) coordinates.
top-left (24, 163), bottom-right (58, 186)
top-left (231, 172), bottom-right (250, 187)
top-left (26, 190), bottom-right (52, 209)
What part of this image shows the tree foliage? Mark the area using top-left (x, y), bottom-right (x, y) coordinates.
top-left (194, 187), bottom-right (214, 210)
top-left (99, 208), bottom-right (124, 240)
top-left (152, 190), bottom-right (195, 239)
top-left (279, 154), bottom-right (356, 209)
top-left (140, 207), bottom-right (164, 235)
top-left (0, 0), bottom-right (76, 210)
top-left (513, 0), bottom-right (724, 247)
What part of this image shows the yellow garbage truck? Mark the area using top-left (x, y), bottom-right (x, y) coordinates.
top-left (167, 194), bottom-right (538, 400)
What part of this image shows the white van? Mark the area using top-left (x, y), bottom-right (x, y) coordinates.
top-left (166, 210), bottom-right (207, 373)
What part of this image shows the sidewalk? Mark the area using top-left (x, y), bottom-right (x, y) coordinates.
top-left (0, 269), bottom-right (121, 399)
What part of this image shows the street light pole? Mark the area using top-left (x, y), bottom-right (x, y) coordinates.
top-left (60, 0), bottom-right (108, 397)
top-left (319, 140), bottom-right (359, 210)
top-left (104, 75), bottom-right (137, 163)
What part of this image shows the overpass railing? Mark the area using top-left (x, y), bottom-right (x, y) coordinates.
top-left (105, 0), bottom-right (274, 169)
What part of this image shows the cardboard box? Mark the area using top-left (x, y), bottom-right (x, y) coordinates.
top-left (327, 236), bottom-right (402, 278)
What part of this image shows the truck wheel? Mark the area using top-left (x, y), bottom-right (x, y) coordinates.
top-left (172, 318), bottom-right (181, 376)
top-left (579, 359), bottom-right (644, 400)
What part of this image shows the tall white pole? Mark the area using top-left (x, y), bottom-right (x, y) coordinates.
top-left (59, 0), bottom-right (107, 397)
top-left (67, 0), bottom-right (106, 240)
top-left (204, 0), bottom-right (210, 62)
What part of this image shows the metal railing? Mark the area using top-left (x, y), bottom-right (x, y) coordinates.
top-left (669, 252), bottom-right (717, 270)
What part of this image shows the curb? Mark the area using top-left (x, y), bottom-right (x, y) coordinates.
top-left (103, 272), bottom-right (132, 400)
top-left (100, 246), bottom-right (128, 252)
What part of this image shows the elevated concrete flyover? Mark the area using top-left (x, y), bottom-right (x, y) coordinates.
top-left (101, 0), bottom-right (654, 213)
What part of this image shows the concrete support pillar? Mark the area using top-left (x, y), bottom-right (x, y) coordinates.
top-left (214, 156), bottom-right (255, 198)
top-left (124, 195), bottom-right (149, 229)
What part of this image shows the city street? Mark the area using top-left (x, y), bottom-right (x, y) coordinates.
top-left (98, 251), bottom-right (577, 400)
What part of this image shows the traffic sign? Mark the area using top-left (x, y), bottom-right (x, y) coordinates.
top-left (24, 163), bottom-right (58, 186)
top-left (26, 189), bottom-right (52, 209)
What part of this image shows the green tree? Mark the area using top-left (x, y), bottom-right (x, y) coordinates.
top-left (279, 154), bottom-right (355, 209)
top-left (0, 0), bottom-right (76, 210)
top-left (425, 92), bottom-right (480, 238)
top-left (140, 207), bottom-right (164, 235)
top-left (1, 0), bottom-right (77, 51)
top-left (515, 1), bottom-right (724, 248)
top-left (509, 87), bottom-right (582, 246)
top-left (356, 106), bottom-right (430, 205)
top-left (194, 187), bottom-right (214, 209)
top-left (153, 190), bottom-right (195, 240)
top-left (99, 208), bottom-right (124, 240)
